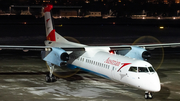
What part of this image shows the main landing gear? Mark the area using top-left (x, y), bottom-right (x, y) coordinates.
top-left (45, 73), bottom-right (57, 82)
top-left (45, 62), bottom-right (57, 82)
top-left (145, 91), bottom-right (153, 99)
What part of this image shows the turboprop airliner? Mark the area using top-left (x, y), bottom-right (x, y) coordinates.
top-left (1, 4), bottom-right (180, 99)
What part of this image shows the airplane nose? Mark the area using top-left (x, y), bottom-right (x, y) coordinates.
top-left (138, 72), bottom-right (161, 92)
top-left (150, 78), bottom-right (161, 92)
top-left (152, 73), bottom-right (161, 92)
top-left (148, 73), bottom-right (161, 92)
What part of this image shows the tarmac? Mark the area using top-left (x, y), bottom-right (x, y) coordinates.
top-left (0, 47), bottom-right (179, 101)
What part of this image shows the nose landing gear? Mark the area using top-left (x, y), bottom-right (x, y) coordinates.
top-left (145, 91), bottom-right (153, 99)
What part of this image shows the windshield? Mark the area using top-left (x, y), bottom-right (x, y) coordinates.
top-left (138, 67), bottom-right (148, 72)
top-left (148, 67), bottom-right (155, 72)
top-left (129, 66), bottom-right (155, 73)
top-left (129, 66), bottom-right (137, 72)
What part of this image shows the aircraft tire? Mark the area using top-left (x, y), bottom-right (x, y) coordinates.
top-left (45, 74), bottom-right (51, 82)
top-left (51, 75), bottom-right (57, 82)
top-left (45, 74), bottom-right (57, 82)
top-left (148, 92), bottom-right (153, 99)
top-left (144, 92), bottom-right (153, 99)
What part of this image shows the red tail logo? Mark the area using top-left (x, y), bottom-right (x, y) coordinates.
top-left (46, 18), bottom-right (50, 23)
top-left (47, 29), bottom-right (56, 41)
top-left (44, 4), bottom-right (53, 12)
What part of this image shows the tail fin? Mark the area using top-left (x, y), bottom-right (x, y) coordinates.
top-left (44, 4), bottom-right (68, 42)
top-left (44, 4), bottom-right (86, 47)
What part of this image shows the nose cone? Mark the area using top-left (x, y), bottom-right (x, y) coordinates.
top-left (139, 72), bottom-right (161, 92)
top-left (149, 74), bottom-right (161, 92)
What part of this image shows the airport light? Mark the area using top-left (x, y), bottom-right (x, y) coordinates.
top-left (23, 22), bottom-right (27, 24)
top-left (159, 26), bottom-right (164, 29)
top-left (58, 24), bottom-right (63, 27)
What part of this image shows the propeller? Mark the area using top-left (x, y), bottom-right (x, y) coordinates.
top-left (132, 36), bottom-right (164, 70)
top-left (46, 36), bottom-right (81, 78)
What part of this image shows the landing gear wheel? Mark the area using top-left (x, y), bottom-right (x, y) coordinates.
top-left (45, 74), bottom-right (50, 82)
top-left (51, 75), bottom-right (57, 82)
top-left (45, 74), bottom-right (57, 82)
top-left (145, 92), bottom-right (153, 99)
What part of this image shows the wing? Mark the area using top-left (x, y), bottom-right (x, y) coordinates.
top-left (133, 43), bottom-right (180, 49)
top-left (86, 43), bottom-right (180, 50)
top-left (0, 45), bottom-right (85, 51)
top-left (0, 45), bottom-right (50, 51)
top-left (0, 43), bottom-right (180, 51)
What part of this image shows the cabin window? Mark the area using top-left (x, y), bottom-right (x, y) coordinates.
top-left (129, 66), bottom-right (137, 72)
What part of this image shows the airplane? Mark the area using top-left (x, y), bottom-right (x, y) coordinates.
top-left (1, 4), bottom-right (180, 99)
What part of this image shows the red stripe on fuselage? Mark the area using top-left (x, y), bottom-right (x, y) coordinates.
top-left (117, 63), bottom-right (131, 72)
top-left (47, 29), bottom-right (56, 41)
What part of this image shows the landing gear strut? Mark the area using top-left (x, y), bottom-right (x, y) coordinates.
top-left (145, 91), bottom-right (153, 99)
top-left (45, 62), bottom-right (57, 82)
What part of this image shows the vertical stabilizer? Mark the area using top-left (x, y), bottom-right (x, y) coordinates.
top-left (44, 4), bottom-right (56, 41)
top-left (44, 4), bottom-right (86, 47)
top-left (44, 4), bottom-right (69, 42)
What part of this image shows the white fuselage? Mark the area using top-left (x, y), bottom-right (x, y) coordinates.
top-left (68, 49), bottom-right (161, 92)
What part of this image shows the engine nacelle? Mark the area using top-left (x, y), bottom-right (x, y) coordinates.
top-left (124, 46), bottom-right (151, 60)
top-left (61, 52), bottom-right (69, 61)
top-left (42, 47), bottom-right (69, 66)
top-left (142, 51), bottom-right (151, 60)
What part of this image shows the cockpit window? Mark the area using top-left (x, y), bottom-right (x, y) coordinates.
top-left (129, 66), bottom-right (155, 73)
top-left (129, 66), bottom-right (137, 72)
top-left (138, 67), bottom-right (148, 72)
top-left (148, 67), bottom-right (155, 72)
